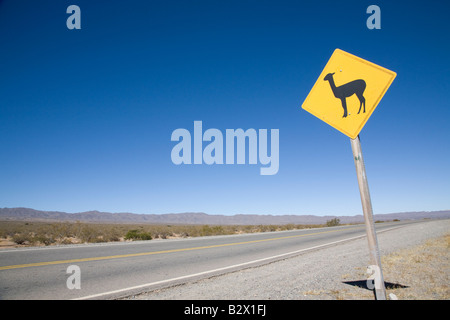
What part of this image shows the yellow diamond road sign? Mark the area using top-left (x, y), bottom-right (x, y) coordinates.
top-left (302, 49), bottom-right (396, 139)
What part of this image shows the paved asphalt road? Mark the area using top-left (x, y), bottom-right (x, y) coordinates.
top-left (0, 221), bottom-right (414, 300)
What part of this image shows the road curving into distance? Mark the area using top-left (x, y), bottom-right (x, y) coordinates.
top-left (0, 220), bottom-right (416, 299)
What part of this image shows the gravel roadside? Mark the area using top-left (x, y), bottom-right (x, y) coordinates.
top-left (123, 219), bottom-right (449, 300)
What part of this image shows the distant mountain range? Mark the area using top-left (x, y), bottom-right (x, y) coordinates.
top-left (1, 207), bottom-right (449, 225)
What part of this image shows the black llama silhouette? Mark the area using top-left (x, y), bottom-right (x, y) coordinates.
top-left (323, 72), bottom-right (366, 118)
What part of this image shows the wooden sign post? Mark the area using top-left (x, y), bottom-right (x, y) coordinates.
top-left (351, 135), bottom-right (386, 300)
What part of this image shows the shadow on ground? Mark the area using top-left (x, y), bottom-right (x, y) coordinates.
top-left (342, 280), bottom-right (409, 299)
top-left (342, 280), bottom-right (409, 298)
top-left (343, 280), bottom-right (409, 290)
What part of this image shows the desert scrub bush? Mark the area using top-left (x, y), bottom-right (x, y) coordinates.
top-left (209, 225), bottom-right (226, 235)
top-left (259, 225), bottom-right (278, 232)
top-left (34, 234), bottom-right (56, 246)
top-left (198, 225), bottom-right (217, 236)
top-left (326, 218), bottom-right (340, 227)
top-left (78, 224), bottom-right (102, 243)
top-left (12, 233), bottom-right (33, 245)
top-left (0, 228), bottom-right (8, 239)
top-left (50, 222), bottom-right (75, 243)
top-left (125, 229), bottom-right (152, 241)
top-left (103, 227), bottom-right (122, 242)
top-left (154, 230), bottom-right (172, 239)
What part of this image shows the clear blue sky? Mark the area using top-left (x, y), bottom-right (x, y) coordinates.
top-left (1, 0), bottom-right (449, 216)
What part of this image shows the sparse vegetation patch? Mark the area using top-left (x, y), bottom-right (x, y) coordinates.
top-left (0, 220), bottom-right (332, 247)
